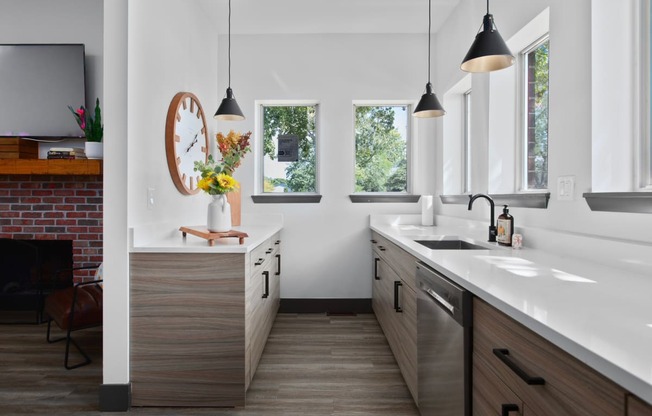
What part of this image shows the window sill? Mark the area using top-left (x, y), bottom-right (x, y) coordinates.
top-left (349, 194), bottom-right (421, 203)
top-left (440, 192), bottom-right (550, 209)
top-left (583, 192), bottom-right (652, 213)
top-left (251, 194), bottom-right (322, 204)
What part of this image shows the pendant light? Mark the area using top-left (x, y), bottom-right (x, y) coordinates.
top-left (414, 0), bottom-right (445, 118)
top-left (461, 0), bottom-right (514, 73)
top-left (214, 0), bottom-right (245, 121)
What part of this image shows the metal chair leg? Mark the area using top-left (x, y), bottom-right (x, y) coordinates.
top-left (64, 328), bottom-right (92, 370)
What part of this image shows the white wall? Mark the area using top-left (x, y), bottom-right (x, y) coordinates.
top-left (0, 0), bottom-right (103, 113)
top-left (434, 0), bottom-right (652, 246)
top-left (127, 0), bottom-right (219, 229)
top-left (220, 33), bottom-right (437, 298)
top-left (101, 0), bottom-right (220, 385)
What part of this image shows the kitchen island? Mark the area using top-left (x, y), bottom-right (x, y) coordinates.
top-left (128, 215), bottom-right (282, 407)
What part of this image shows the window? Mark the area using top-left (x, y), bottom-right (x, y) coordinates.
top-left (643, 0), bottom-right (652, 188)
top-left (260, 104), bottom-right (318, 194)
top-left (354, 104), bottom-right (410, 193)
top-left (463, 90), bottom-right (472, 193)
top-left (522, 36), bottom-right (550, 191)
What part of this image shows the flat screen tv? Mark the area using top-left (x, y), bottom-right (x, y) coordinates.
top-left (0, 44), bottom-right (86, 139)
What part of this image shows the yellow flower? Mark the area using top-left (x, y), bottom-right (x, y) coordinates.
top-left (197, 177), bottom-right (213, 191)
top-left (216, 173), bottom-right (239, 190)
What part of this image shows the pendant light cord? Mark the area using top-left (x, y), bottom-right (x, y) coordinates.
top-left (487, 0), bottom-right (489, 14)
top-left (228, 0), bottom-right (232, 89)
top-left (427, 0), bottom-right (431, 84)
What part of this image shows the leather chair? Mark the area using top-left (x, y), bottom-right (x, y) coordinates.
top-left (43, 265), bottom-right (102, 369)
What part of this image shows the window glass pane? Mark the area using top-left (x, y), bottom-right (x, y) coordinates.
top-left (463, 90), bottom-right (472, 193)
top-left (354, 105), bottom-right (409, 192)
top-left (525, 39), bottom-right (549, 190)
top-left (262, 105), bottom-right (317, 193)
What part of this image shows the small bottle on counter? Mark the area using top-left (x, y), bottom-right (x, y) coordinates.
top-left (496, 205), bottom-right (514, 246)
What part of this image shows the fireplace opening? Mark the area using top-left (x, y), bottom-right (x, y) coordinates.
top-left (0, 239), bottom-right (73, 323)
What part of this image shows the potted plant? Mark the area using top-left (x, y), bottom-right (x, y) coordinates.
top-left (68, 98), bottom-right (103, 159)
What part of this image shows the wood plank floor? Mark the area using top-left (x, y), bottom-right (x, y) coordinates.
top-left (0, 314), bottom-right (419, 415)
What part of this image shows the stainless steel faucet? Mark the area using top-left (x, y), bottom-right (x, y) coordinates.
top-left (468, 193), bottom-right (497, 242)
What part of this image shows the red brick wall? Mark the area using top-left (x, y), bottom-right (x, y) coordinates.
top-left (0, 174), bottom-right (103, 282)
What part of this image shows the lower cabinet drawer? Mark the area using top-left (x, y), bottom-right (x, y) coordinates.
top-left (628, 395), bottom-right (652, 416)
top-left (473, 354), bottom-right (523, 416)
top-left (474, 299), bottom-right (625, 416)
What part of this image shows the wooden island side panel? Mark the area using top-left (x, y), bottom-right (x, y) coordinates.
top-left (130, 252), bottom-right (246, 407)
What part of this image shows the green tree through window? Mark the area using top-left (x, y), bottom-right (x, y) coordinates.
top-left (355, 106), bottom-right (409, 192)
top-left (525, 39), bottom-right (549, 190)
top-left (262, 105), bottom-right (317, 193)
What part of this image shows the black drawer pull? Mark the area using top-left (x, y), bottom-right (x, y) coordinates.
top-left (370, 239), bottom-right (377, 244)
top-left (274, 240), bottom-right (280, 245)
top-left (262, 271), bottom-right (269, 298)
top-left (394, 281), bottom-right (403, 313)
top-left (275, 254), bottom-right (281, 276)
top-left (493, 349), bottom-right (545, 385)
top-left (374, 258), bottom-right (380, 280)
top-left (501, 404), bottom-right (519, 416)
top-left (266, 248), bottom-right (273, 254)
top-left (378, 246), bottom-right (386, 252)
top-left (254, 258), bottom-right (264, 266)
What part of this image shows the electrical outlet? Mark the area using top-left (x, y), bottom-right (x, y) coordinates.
top-left (147, 188), bottom-right (155, 210)
top-left (557, 176), bottom-right (575, 201)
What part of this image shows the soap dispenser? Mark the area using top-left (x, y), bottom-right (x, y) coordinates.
top-left (496, 205), bottom-right (514, 246)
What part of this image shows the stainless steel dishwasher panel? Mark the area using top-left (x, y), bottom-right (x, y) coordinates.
top-left (417, 262), bottom-right (472, 416)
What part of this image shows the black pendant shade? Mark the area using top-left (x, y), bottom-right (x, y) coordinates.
top-left (214, 0), bottom-right (245, 121)
top-left (414, 83), bottom-right (445, 118)
top-left (413, 0), bottom-right (444, 118)
top-left (215, 87), bottom-right (244, 121)
top-left (461, 13), bottom-right (514, 73)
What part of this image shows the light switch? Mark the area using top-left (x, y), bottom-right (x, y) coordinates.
top-left (557, 176), bottom-right (575, 201)
top-left (147, 187), bottom-right (155, 210)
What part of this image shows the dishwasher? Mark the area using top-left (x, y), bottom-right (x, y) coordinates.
top-left (416, 261), bottom-right (472, 416)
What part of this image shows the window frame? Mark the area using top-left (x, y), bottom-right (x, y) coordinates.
top-left (463, 89), bottom-right (472, 194)
top-left (640, 0), bottom-right (652, 189)
top-left (351, 101), bottom-right (415, 196)
top-left (253, 100), bottom-right (322, 203)
top-left (519, 34), bottom-right (550, 193)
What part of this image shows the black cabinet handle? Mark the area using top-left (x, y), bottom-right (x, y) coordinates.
top-left (394, 281), bottom-right (403, 313)
top-left (255, 258), bottom-right (264, 266)
top-left (374, 258), bottom-right (380, 280)
top-left (262, 271), bottom-right (269, 298)
top-left (501, 404), bottom-right (519, 416)
top-left (274, 240), bottom-right (280, 245)
top-left (493, 349), bottom-right (545, 385)
top-left (275, 254), bottom-right (281, 276)
top-left (370, 239), bottom-right (377, 244)
top-left (266, 248), bottom-right (273, 254)
top-left (378, 246), bottom-right (386, 252)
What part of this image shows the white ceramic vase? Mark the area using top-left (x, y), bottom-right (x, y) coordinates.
top-left (207, 194), bottom-right (232, 233)
top-left (85, 141), bottom-right (103, 159)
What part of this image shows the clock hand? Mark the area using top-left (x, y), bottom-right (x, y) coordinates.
top-left (185, 132), bottom-right (199, 153)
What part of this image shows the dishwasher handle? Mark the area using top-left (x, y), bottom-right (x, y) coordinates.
top-left (423, 285), bottom-right (455, 314)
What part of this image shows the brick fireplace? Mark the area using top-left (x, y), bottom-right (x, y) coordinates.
top-left (0, 174), bottom-right (103, 282)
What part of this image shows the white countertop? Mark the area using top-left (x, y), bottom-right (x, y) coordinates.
top-left (371, 216), bottom-right (652, 405)
top-left (130, 215), bottom-right (283, 253)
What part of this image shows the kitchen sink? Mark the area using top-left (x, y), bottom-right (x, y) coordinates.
top-left (414, 239), bottom-right (489, 250)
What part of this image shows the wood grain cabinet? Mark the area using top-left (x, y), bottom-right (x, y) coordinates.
top-left (371, 231), bottom-right (418, 403)
top-left (473, 298), bottom-right (626, 416)
top-left (628, 395), bottom-right (652, 416)
top-left (130, 232), bottom-right (281, 407)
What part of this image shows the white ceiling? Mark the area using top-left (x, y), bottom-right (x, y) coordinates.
top-left (200, 0), bottom-right (462, 35)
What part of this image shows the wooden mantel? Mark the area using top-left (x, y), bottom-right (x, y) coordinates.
top-left (0, 159), bottom-right (103, 175)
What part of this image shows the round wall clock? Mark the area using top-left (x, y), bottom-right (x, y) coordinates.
top-left (165, 92), bottom-right (209, 195)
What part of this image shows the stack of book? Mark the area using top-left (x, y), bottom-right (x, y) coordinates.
top-left (47, 147), bottom-right (87, 160)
